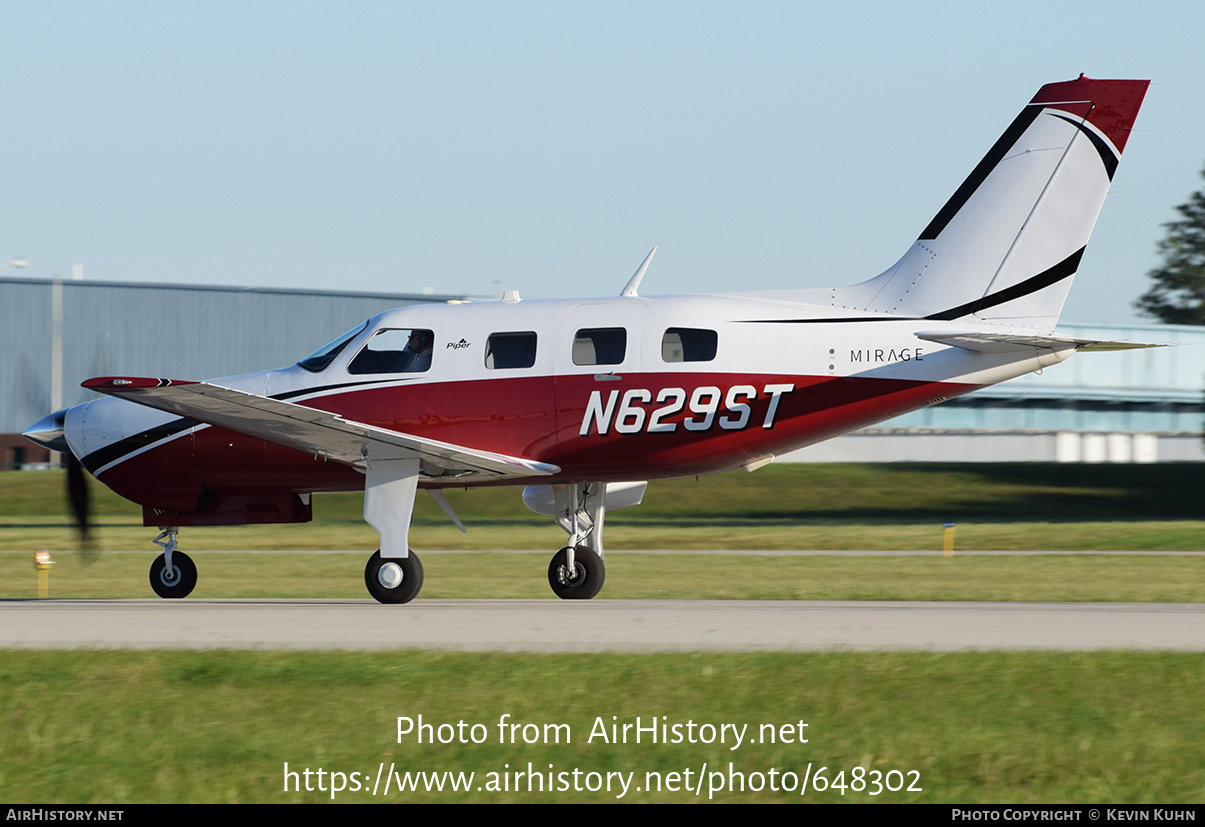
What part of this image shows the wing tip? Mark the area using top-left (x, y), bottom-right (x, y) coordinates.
top-left (83, 376), bottom-right (196, 392)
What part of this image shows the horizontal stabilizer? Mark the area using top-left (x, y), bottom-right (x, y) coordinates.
top-left (914, 331), bottom-right (1169, 353)
top-left (82, 376), bottom-right (559, 482)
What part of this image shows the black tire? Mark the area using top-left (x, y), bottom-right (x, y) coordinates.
top-left (364, 550), bottom-right (424, 604)
top-left (149, 551), bottom-right (197, 599)
top-left (548, 545), bottom-right (605, 600)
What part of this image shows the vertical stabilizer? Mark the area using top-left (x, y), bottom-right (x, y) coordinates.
top-left (837, 76), bottom-right (1149, 331)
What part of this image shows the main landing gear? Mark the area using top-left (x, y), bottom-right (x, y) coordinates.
top-left (365, 550), bottom-right (424, 604)
top-left (149, 527), bottom-right (197, 599)
top-left (362, 456), bottom-right (426, 604)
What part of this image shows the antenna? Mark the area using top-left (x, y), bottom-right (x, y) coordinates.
top-left (620, 247), bottom-right (657, 298)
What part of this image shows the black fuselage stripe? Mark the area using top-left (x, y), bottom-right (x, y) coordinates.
top-left (82, 418), bottom-right (201, 475)
top-left (83, 377), bottom-right (402, 474)
top-left (273, 377), bottom-right (399, 401)
top-left (737, 317), bottom-right (919, 324)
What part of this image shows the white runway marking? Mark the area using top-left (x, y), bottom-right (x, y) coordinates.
top-left (2, 599), bottom-right (1202, 652)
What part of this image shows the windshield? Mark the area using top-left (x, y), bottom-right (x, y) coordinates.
top-left (296, 321), bottom-right (369, 372)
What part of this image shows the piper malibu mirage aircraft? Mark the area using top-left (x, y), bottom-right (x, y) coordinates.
top-left (25, 75), bottom-right (1157, 603)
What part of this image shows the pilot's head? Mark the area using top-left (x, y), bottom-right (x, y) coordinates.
top-left (409, 330), bottom-right (434, 352)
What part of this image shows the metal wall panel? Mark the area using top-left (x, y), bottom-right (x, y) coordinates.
top-left (2, 277), bottom-right (464, 433)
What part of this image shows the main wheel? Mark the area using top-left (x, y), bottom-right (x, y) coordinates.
top-left (548, 545), bottom-right (605, 600)
top-left (365, 550), bottom-right (424, 604)
top-left (149, 551), bottom-right (197, 599)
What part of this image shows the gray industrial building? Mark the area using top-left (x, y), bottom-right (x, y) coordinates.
top-left (784, 321), bottom-right (1205, 463)
top-left (1, 276), bottom-right (468, 468)
top-left (3, 276), bottom-right (1203, 468)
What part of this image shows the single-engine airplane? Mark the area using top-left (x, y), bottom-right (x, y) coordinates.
top-left (25, 75), bottom-right (1156, 603)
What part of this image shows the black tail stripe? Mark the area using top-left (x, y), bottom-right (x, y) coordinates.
top-left (917, 104), bottom-right (1043, 241)
top-left (923, 247), bottom-right (1085, 321)
top-left (1050, 113), bottom-right (1119, 180)
top-left (737, 248), bottom-right (1083, 324)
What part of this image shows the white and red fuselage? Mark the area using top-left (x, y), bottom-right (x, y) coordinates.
top-left (70, 290), bottom-right (1069, 525)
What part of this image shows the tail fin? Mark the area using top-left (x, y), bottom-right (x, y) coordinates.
top-left (838, 75), bottom-right (1149, 331)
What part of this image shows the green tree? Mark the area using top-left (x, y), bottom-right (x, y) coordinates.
top-left (1136, 165), bottom-right (1205, 324)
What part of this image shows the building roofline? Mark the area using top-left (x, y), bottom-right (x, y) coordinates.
top-left (0, 275), bottom-right (474, 303)
top-left (1057, 319), bottom-right (1205, 334)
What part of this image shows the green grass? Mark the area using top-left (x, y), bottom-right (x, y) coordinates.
top-left (3, 466), bottom-right (1203, 805)
top-left (3, 463), bottom-right (1204, 552)
top-left (2, 650), bottom-right (1201, 804)
top-left (2, 550), bottom-right (1202, 602)
top-left (6, 519), bottom-right (1205, 554)
top-left (7, 462), bottom-right (1205, 522)
top-left (3, 464), bottom-right (1201, 601)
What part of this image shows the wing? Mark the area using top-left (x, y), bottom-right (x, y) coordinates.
top-left (83, 377), bottom-right (559, 483)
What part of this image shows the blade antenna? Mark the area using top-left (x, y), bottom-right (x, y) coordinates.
top-left (620, 247), bottom-right (657, 298)
top-left (427, 489), bottom-right (467, 533)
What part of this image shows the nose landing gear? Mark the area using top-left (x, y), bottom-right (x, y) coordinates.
top-left (149, 527), bottom-right (197, 599)
top-left (548, 545), bottom-right (604, 600)
top-left (546, 483), bottom-right (608, 600)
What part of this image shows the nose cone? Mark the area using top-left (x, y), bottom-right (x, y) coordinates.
top-left (23, 409), bottom-right (70, 453)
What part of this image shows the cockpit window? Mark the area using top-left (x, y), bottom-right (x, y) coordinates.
top-left (348, 328), bottom-right (435, 374)
top-left (297, 321), bottom-right (368, 372)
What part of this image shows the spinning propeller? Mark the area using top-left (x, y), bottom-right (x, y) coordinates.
top-left (19, 347), bottom-right (104, 560)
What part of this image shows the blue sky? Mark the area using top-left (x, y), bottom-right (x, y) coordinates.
top-left (4, 0), bottom-right (1203, 325)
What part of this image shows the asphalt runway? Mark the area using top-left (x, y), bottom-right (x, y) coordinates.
top-left (2, 599), bottom-right (1202, 652)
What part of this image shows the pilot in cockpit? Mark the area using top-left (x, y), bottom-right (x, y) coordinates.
top-left (399, 329), bottom-right (434, 372)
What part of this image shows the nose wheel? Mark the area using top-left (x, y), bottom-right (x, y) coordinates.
top-left (148, 527), bottom-right (197, 599)
top-left (365, 550), bottom-right (424, 604)
top-left (548, 545), bottom-right (605, 600)
top-left (149, 550), bottom-right (197, 599)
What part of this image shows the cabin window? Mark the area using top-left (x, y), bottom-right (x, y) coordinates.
top-left (348, 328), bottom-right (434, 374)
top-left (297, 321), bottom-right (368, 372)
top-left (662, 327), bottom-right (717, 362)
top-left (485, 331), bottom-right (537, 369)
top-left (572, 327), bottom-right (626, 366)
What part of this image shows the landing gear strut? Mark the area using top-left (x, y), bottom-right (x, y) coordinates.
top-left (149, 527), bottom-right (197, 599)
top-left (546, 483), bottom-right (608, 600)
top-left (361, 456), bottom-right (424, 604)
top-left (523, 481), bottom-right (646, 599)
